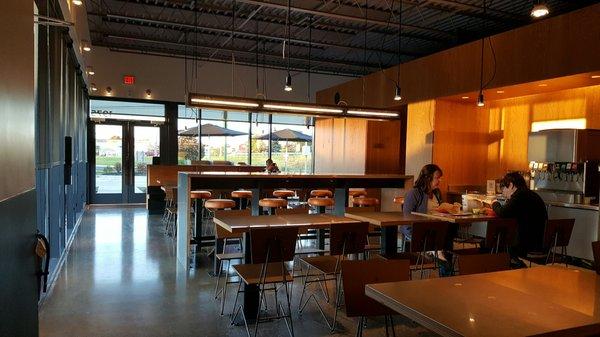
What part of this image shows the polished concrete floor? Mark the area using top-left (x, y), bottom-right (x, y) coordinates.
top-left (40, 206), bottom-right (437, 337)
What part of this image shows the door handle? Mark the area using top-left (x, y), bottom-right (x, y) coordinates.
top-left (35, 232), bottom-right (50, 298)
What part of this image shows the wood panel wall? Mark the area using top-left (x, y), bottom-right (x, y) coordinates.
top-left (314, 118), bottom-right (367, 174)
top-left (365, 120), bottom-right (404, 174)
top-left (316, 4), bottom-right (600, 107)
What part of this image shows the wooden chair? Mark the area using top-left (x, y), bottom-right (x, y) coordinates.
top-left (344, 206), bottom-right (381, 258)
top-left (231, 226), bottom-right (298, 337)
top-left (165, 187), bottom-right (178, 237)
top-left (213, 209), bottom-right (249, 315)
top-left (592, 241), bottom-right (599, 275)
top-left (298, 222), bottom-right (369, 332)
top-left (457, 252), bottom-right (510, 275)
top-left (341, 259), bottom-right (410, 337)
top-left (527, 219), bottom-right (575, 267)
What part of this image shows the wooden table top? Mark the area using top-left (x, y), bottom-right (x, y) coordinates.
top-left (344, 211), bottom-right (432, 227)
top-left (183, 172), bottom-right (413, 180)
top-left (411, 211), bottom-right (497, 224)
top-left (366, 266), bottom-right (600, 337)
top-left (214, 213), bottom-right (361, 233)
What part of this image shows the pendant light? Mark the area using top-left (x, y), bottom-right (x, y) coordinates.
top-left (393, 0), bottom-right (402, 101)
top-left (476, 0), bottom-right (485, 107)
top-left (531, 2), bottom-right (549, 18)
top-left (283, 0), bottom-right (292, 92)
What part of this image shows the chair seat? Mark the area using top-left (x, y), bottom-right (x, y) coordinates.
top-left (300, 255), bottom-right (339, 274)
top-left (190, 190), bottom-right (212, 199)
top-left (310, 189), bottom-right (333, 198)
top-left (308, 197), bottom-right (334, 207)
top-left (232, 262), bottom-right (294, 285)
top-left (231, 190), bottom-right (252, 199)
top-left (526, 251), bottom-right (547, 259)
top-left (216, 252), bottom-right (244, 261)
top-left (364, 243), bottom-right (381, 251)
top-left (353, 197), bottom-right (380, 207)
top-left (259, 198), bottom-right (288, 208)
top-left (205, 199), bottom-right (236, 210)
top-left (295, 247), bottom-right (327, 255)
top-left (273, 190), bottom-right (295, 198)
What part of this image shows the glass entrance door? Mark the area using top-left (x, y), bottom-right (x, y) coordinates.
top-left (91, 123), bottom-right (160, 204)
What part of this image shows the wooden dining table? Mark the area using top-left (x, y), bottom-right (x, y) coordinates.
top-left (366, 266), bottom-right (600, 337)
top-left (213, 213), bottom-right (360, 320)
top-left (344, 211), bottom-right (432, 255)
top-left (411, 211), bottom-right (497, 224)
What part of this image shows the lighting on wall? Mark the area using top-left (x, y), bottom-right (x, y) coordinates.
top-left (530, 3), bottom-right (549, 18)
top-left (461, 96), bottom-right (469, 99)
top-left (72, 0), bottom-right (83, 6)
top-left (394, 85), bottom-right (402, 101)
top-left (145, 89), bottom-right (152, 98)
top-left (476, 92), bottom-right (485, 107)
top-left (531, 118), bottom-right (586, 132)
top-left (592, 75), bottom-right (600, 79)
top-left (496, 90), bottom-right (504, 94)
top-left (538, 83), bottom-right (548, 87)
top-left (284, 72), bottom-right (293, 92)
top-left (81, 40), bottom-right (91, 52)
top-left (105, 86), bottom-right (112, 96)
top-left (263, 103), bottom-right (342, 114)
top-left (86, 66), bottom-right (94, 75)
top-left (90, 83), bottom-right (97, 91)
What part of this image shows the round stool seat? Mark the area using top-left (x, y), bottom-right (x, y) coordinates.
top-left (393, 196), bottom-right (405, 204)
top-left (190, 190), bottom-right (212, 199)
top-left (348, 188), bottom-right (367, 197)
top-left (353, 197), bottom-right (379, 207)
top-left (205, 199), bottom-right (236, 210)
top-left (231, 190), bottom-right (253, 199)
top-left (259, 198), bottom-right (288, 208)
top-left (308, 197), bottom-right (335, 207)
top-left (310, 189), bottom-right (333, 198)
top-left (273, 190), bottom-right (295, 198)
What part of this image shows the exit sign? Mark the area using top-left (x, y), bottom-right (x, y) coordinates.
top-left (123, 75), bottom-right (135, 85)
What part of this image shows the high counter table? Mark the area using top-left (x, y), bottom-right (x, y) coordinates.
top-left (176, 172), bottom-right (412, 267)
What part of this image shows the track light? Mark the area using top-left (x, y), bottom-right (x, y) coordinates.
top-left (90, 83), bottom-right (97, 91)
top-left (72, 0), bottom-right (82, 5)
top-left (477, 92), bottom-right (485, 107)
top-left (86, 66), bottom-right (94, 75)
top-left (531, 3), bottom-right (549, 18)
top-left (145, 89), bottom-right (152, 98)
top-left (394, 85), bottom-right (402, 101)
top-left (105, 86), bottom-right (112, 96)
top-left (284, 73), bottom-right (293, 92)
top-left (81, 40), bottom-right (91, 52)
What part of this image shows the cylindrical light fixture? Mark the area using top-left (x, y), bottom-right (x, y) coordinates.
top-left (477, 92), bottom-right (485, 107)
top-left (145, 89), bottom-right (152, 98)
top-left (284, 72), bottom-right (292, 92)
top-left (72, 0), bottom-right (83, 6)
top-left (105, 86), bottom-right (112, 96)
top-left (86, 66), bottom-right (95, 75)
top-left (530, 3), bottom-right (549, 18)
top-left (81, 40), bottom-right (91, 52)
top-left (394, 85), bottom-right (402, 101)
top-left (90, 83), bottom-right (97, 91)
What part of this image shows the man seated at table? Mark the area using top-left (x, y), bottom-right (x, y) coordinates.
top-left (265, 158), bottom-right (281, 173)
top-left (490, 172), bottom-right (547, 267)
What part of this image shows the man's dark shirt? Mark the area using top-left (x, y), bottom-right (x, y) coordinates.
top-left (492, 188), bottom-right (548, 256)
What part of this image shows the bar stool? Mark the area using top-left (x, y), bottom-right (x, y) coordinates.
top-left (203, 199), bottom-right (236, 244)
top-left (310, 189), bottom-right (333, 198)
top-left (348, 188), bottom-right (367, 207)
top-left (231, 190), bottom-right (252, 210)
top-left (308, 197), bottom-right (334, 214)
top-left (273, 189), bottom-right (295, 199)
top-left (165, 187), bottom-right (178, 237)
top-left (190, 190), bottom-right (212, 240)
top-left (259, 198), bottom-right (287, 215)
top-left (352, 197), bottom-right (379, 207)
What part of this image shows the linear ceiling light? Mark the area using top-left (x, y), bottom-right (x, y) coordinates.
top-left (190, 98), bottom-right (259, 108)
top-left (347, 110), bottom-right (399, 117)
top-left (263, 104), bottom-right (342, 113)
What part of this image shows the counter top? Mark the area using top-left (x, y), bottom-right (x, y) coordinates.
top-left (180, 172), bottom-right (413, 179)
top-left (546, 201), bottom-right (599, 211)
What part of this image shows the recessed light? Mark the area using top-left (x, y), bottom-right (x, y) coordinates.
top-left (461, 96), bottom-right (469, 99)
top-left (592, 75), bottom-right (600, 79)
top-left (496, 90), bottom-right (505, 94)
top-left (538, 83), bottom-right (548, 87)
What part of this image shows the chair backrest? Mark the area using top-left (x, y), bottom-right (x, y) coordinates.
top-left (275, 207), bottom-right (309, 215)
top-left (543, 219), bottom-right (575, 249)
top-left (344, 206), bottom-right (376, 213)
top-left (592, 241), bottom-right (600, 275)
top-left (484, 218), bottom-right (518, 252)
top-left (341, 259), bottom-right (410, 317)
top-left (410, 221), bottom-right (449, 253)
top-left (458, 252), bottom-right (510, 275)
top-left (329, 222), bottom-right (369, 255)
top-left (250, 226), bottom-right (299, 264)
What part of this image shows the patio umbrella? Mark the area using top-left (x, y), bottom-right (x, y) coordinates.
top-left (178, 123), bottom-right (247, 137)
top-left (179, 123), bottom-right (247, 161)
top-left (255, 129), bottom-right (312, 171)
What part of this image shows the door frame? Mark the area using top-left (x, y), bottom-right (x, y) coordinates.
top-left (88, 120), bottom-right (160, 204)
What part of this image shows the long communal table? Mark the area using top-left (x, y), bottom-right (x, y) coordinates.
top-left (366, 266), bottom-right (600, 337)
top-left (213, 213), bottom-right (361, 320)
top-left (176, 172), bottom-right (412, 268)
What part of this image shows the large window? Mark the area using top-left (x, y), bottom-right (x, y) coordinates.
top-left (177, 106), bottom-right (314, 173)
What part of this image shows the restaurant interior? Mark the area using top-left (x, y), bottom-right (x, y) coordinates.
top-left (2, 0), bottom-right (600, 336)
